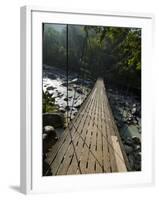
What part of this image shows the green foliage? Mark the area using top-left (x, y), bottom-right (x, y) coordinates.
top-left (43, 24), bottom-right (141, 90)
top-left (85, 26), bottom-right (141, 89)
top-left (43, 90), bottom-right (59, 113)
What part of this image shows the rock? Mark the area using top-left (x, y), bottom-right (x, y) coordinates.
top-left (131, 107), bottom-right (137, 114)
top-left (138, 129), bottom-right (141, 134)
top-left (124, 145), bottom-right (133, 154)
top-left (65, 106), bottom-right (70, 111)
top-left (74, 103), bottom-right (81, 109)
top-left (134, 152), bottom-right (141, 162)
top-left (134, 162), bottom-right (141, 171)
top-left (134, 144), bottom-right (141, 152)
top-left (76, 88), bottom-right (83, 94)
top-left (43, 126), bottom-right (58, 141)
top-left (44, 126), bottom-right (58, 140)
top-left (64, 97), bottom-right (68, 101)
top-left (132, 136), bottom-right (141, 145)
top-left (44, 125), bottom-right (55, 134)
top-left (132, 104), bottom-right (136, 108)
top-left (59, 107), bottom-right (66, 113)
top-left (47, 86), bottom-right (55, 90)
top-left (125, 137), bottom-right (133, 146)
top-left (74, 98), bottom-right (82, 109)
top-left (69, 78), bottom-right (79, 84)
top-left (58, 94), bottom-right (64, 98)
top-left (133, 119), bottom-right (138, 124)
top-left (128, 154), bottom-right (134, 169)
top-left (61, 82), bottom-right (67, 87)
top-left (43, 133), bottom-right (47, 140)
top-left (43, 113), bottom-right (64, 128)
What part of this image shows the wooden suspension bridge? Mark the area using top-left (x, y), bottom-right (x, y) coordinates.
top-left (45, 78), bottom-right (130, 176)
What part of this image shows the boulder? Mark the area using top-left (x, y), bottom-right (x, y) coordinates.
top-left (44, 125), bottom-right (55, 134)
top-left (132, 104), bottom-right (136, 108)
top-left (134, 162), bottom-right (141, 171)
top-left (43, 113), bottom-right (64, 128)
top-left (59, 107), bottom-right (66, 113)
top-left (132, 136), bottom-right (141, 145)
top-left (133, 119), bottom-right (138, 124)
top-left (128, 154), bottom-right (134, 169)
top-left (125, 137), bottom-right (133, 146)
top-left (61, 82), bottom-right (67, 87)
top-left (76, 88), bottom-right (83, 94)
top-left (134, 144), bottom-right (141, 152)
top-left (131, 107), bottom-right (137, 114)
top-left (47, 86), bottom-right (55, 90)
top-left (43, 125), bottom-right (58, 140)
top-left (43, 133), bottom-right (48, 140)
top-left (65, 106), bottom-right (70, 111)
top-left (64, 97), bottom-right (68, 101)
top-left (134, 152), bottom-right (141, 162)
top-left (124, 145), bottom-right (133, 154)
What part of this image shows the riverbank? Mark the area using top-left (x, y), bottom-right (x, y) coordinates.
top-left (107, 86), bottom-right (141, 171)
top-left (43, 64), bottom-right (93, 128)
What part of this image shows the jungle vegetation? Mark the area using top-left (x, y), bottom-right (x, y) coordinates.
top-left (43, 24), bottom-right (141, 91)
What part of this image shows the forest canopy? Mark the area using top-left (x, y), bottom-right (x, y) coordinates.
top-left (43, 24), bottom-right (141, 90)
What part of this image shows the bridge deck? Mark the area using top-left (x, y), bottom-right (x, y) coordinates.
top-left (45, 78), bottom-right (129, 175)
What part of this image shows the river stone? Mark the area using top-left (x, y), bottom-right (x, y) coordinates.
top-left (61, 82), bottom-right (67, 87)
top-left (43, 125), bottom-right (58, 140)
top-left (43, 113), bottom-right (64, 128)
top-left (64, 97), bottom-right (68, 101)
top-left (44, 125), bottom-right (55, 133)
top-left (132, 104), bottom-right (136, 108)
top-left (76, 88), bottom-right (83, 94)
top-left (132, 107), bottom-right (137, 114)
top-left (132, 136), bottom-right (141, 145)
top-left (128, 154), bottom-right (134, 169)
top-left (125, 137), bottom-right (133, 146)
top-left (134, 163), bottom-right (141, 171)
top-left (124, 145), bottom-right (133, 154)
top-left (43, 133), bottom-right (48, 140)
top-left (47, 86), bottom-right (55, 90)
top-left (59, 107), bottom-right (66, 113)
top-left (65, 106), bottom-right (70, 111)
top-left (134, 144), bottom-right (141, 152)
top-left (134, 152), bottom-right (141, 162)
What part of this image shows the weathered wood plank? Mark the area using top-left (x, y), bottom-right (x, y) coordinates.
top-left (111, 136), bottom-right (127, 172)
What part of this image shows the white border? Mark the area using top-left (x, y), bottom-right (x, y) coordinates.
top-left (20, 6), bottom-right (154, 194)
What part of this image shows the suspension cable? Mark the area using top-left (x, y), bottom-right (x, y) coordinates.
top-left (66, 24), bottom-right (82, 174)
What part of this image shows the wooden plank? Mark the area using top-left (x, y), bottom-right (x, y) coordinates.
top-left (102, 84), bottom-right (118, 172)
top-left (101, 90), bottom-right (111, 172)
top-left (103, 82), bottom-right (128, 171)
top-left (111, 136), bottom-right (127, 172)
